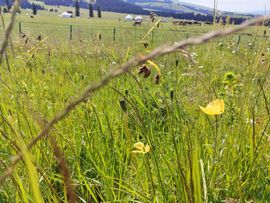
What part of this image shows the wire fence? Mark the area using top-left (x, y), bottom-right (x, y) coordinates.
top-left (5, 20), bottom-right (270, 47)
top-left (12, 21), bottom-right (214, 45)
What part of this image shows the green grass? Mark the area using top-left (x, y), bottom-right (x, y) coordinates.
top-left (1, 8), bottom-right (270, 202)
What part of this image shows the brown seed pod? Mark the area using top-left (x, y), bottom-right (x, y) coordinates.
top-left (20, 33), bottom-right (26, 38)
top-left (144, 68), bottom-right (151, 78)
top-left (143, 43), bottom-right (149, 49)
top-left (37, 35), bottom-right (42, 41)
top-left (138, 64), bottom-right (148, 74)
top-left (119, 99), bottom-right (127, 112)
top-left (138, 65), bottom-right (151, 78)
top-left (175, 59), bottom-right (179, 66)
top-left (154, 74), bottom-right (160, 84)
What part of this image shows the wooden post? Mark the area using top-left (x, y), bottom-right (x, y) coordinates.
top-left (135, 26), bottom-right (137, 40)
top-left (69, 25), bottom-right (73, 40)
top-left (113, 28), bottom-right (116, 41)
top-left (19, 22), bottom-right (22, 33)
top-left (236, 35), bottom-right (241, 47)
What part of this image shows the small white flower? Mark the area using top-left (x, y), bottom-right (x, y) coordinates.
top-left (246, 118), bottom-right (256, 125)
top-left (191, 52), bottom-right (198, 57)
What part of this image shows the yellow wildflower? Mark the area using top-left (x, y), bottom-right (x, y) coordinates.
top-left (132, 142), bottom-right (150, 154)
top-left (200, 99), bottom-right (225, 116)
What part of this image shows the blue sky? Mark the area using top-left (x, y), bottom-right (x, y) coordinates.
top-left (180, 0), bottom-right (268, 12)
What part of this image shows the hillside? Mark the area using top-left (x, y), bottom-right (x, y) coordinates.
top-left (126, 0), bottom-right (251, 17)
top-left (0, 0), bottom-right (235, 16)
top-left (126, 0), bottom-right (214, 15)
top-left (0, 0), bottom-right (42, 9)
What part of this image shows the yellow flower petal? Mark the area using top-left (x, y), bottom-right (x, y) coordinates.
top-left (134, 142), bottom-right (145, 151)
top-left (200, 99), bottom-right (225, 116)
top-left (144, 144), bottom-right (150, 153)
top-left (147, 60), bottom-right (161, 75)
top-left (132, 150), bottom-right (145, 154)
top-left (132, 142), bottom-right (150, 154)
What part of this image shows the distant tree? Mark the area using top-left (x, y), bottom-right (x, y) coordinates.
top-left (97, 6), bottom-right (101, 18)
top-left (89, 3), bottom-right (94, 17)
top-left (32, 3), bottom-right (37, 15)
top-left (75, 0), bottom-right (80, 17)
top-left (5, 0), bottom-right (11, 11)
top-left (3, 8), bottom-right (8, 13)
top-left (41, 0), bottom-right (147, 16)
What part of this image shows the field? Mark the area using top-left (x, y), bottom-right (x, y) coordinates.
top-left (1, 6), bottom-right (270, 203)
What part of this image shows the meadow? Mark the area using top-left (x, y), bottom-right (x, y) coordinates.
top-left (1, 6), bottom-right (270, 203)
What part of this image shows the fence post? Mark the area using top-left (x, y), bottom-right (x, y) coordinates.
top-left (151, 30), bottom-right (155, 44)
top-left (135, 26), bottom-right (137, 40)
top-left (113, 28), bottom-right (116, 41)
top-left (19, 22), bottom-right (22, 33)
top-left (69, 25), bottom-right (73, 40)
top-left (236, 35), bottom-right (241, 47)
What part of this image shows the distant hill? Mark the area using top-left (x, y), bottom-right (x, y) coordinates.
top-left (0, 0), bottom-right (253, 18)
top-left (0, 0), bottom-right (252, 24)
top-left (249, 10), bottom-right (270, 15)
top-left (0, 0), bottom-right (44, 10)
top-left (126, 0), bottom-right (214, 15)
top-left (124, 0), bottom-right (252, 24)
top-left (126, 0), bottom-right (252, 17)
top-left (1, 0), bottom-right (30, 8)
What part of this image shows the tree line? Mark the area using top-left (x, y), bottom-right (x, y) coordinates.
top-left (156, 12), bottom-right (248, 25)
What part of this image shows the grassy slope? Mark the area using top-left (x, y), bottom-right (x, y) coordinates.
top-left (131, 0), bottom-right (215, 14)
top-left (1, 8), bottom-right (270, 202)
top-left (134, 1), bottom-right (203, 14)
top-left (134, 1), bottom-right (193, 12)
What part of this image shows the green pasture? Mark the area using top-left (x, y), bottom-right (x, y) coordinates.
top-left (1, 8), bottom-right (270, 202)
top-left (0, 8), bottom-right (266, 46)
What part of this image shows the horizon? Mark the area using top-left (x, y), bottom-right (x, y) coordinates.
top-left (179, 0), bottom-right (269, 13)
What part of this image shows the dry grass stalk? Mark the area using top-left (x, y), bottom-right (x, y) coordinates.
top-left (32, 109), bottom-right (78, 202)
top-left (49, 136), bottom-right (78, 203)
